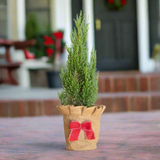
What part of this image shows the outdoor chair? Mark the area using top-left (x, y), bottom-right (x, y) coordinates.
top-left (13, 39), bottom-right (36, 59)
top-left (0, 39), bottom-right (21, 85)
top-left (0, 39), bottom-right (36, 85)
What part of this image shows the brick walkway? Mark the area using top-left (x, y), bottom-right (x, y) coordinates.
top-left (0, 111), bottom-right (160, 160)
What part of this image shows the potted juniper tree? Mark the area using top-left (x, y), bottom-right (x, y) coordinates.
top-left (57, 12), bottom-right (106, 151)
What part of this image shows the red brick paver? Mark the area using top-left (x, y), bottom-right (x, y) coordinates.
top-left (0, 112), bottom-right (160, 160)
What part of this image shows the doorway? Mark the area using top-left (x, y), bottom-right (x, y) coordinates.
top-left (94, 0), bottom-right (138, 71)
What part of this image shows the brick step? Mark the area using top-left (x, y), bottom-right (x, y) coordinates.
top-left (98, 71), bottom-right (160, 93)
top-left (0, 91), bottom-right (159, 117)
top-left (98, 91), bottom-right (160, 112)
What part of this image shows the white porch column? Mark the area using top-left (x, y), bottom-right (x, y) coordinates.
top-left (63, 0), bottom-right (72, 46)
top-left (83, 0), bottom-right (95, 61)
top-left (7, 0), bottom-right (28, 87)
top-left (16, 0), bottom-right (27, 87)
top-left (18, 67), bottom-right (31, 88)
top-left (16, 0), bottom-right (26, 40)
top-left (7, 0), bottom-right (26, 40)
top-left (7, 0), bottom-right (18, 40)
top-left (137, 0), bottom-right (155, 72)
top-left (50, 0), bottom-right (72, 62)
top-left (50, 0), bottom-right (65, 31)
top-left (63, 0), bottom-right (72, 62)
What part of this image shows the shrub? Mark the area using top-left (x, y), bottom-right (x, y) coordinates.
top-left (58, 12), bottom-right (99, 107)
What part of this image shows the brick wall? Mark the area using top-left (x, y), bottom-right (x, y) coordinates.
top-left (0, 92), bottom-right (159, 117)
top-left (98, 72), bottom-right (160, 92)
top-left (0, 71), bottom-right (160, 117)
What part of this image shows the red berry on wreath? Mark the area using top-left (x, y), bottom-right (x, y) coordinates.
top-left (121, 0), bottom-right (127, 6)
top-left (108, 0), bottom-right (114, 4)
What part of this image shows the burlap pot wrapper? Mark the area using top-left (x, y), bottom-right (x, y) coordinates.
top-left (57, 105), bottom-right (106, 151)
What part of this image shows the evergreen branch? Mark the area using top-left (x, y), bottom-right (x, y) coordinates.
top-left (58, 11), bottom-right (99, 107)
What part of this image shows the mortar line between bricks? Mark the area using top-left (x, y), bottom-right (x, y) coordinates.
top-left (7, 102), bottom-right (11, 117)
top-left (127, 97), bottom-right (131, 112)
top-left (35, 101), bottom-right (39, 116)
top-left (147, 95), bottom-right (151, 111)
top-left (110, 77), bottom-right (115, 92)
top-left (136, 76), bottom-right (140, 91)
top-left (41, 101), bottom-right (45, 116)
top-left (25, 101), bottom-right (29, 116)
top-left (148, 76), bottom-right (151, 91)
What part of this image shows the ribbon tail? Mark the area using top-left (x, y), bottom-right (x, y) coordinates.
top-left (84, 130), bottom-right (95, 140)
top-left (68, 129), bottom-right (81, 141)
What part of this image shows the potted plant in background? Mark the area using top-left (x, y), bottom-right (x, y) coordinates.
top-left (57, 12), bottom-right (106, 151)
top-left (44, 31), bottom-right (65, 88)
top-left (25, 12), bottom-right (66, 88)
top-left (25, 12), bottom-right (45, 59)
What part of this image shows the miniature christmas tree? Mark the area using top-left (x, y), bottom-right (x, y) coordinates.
top-left (58, 11), bottom-right (99, 107)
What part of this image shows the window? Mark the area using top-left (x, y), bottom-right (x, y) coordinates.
top-left (26, 0), bottom-right (50, 31)
top-left (0, 0), bottom-right (7, 39)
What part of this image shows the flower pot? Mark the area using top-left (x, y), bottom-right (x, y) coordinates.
top-left (46, 70), bottom-right (62, 88)
top-left (57, 105), bottom-right (106, 151)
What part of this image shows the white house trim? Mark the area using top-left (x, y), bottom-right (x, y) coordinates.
top-left (16, 0), bottom-right (26, 40)
top-left (51, 0), bottom-right (72, 62)
top-left (136, 0), bottom-right (155, 72)
top-left (7, 0), bottom-right (10, 39)
top-left (63, 0), bottom-right (72, 62)
top-left (83, 0), bottom-right (95, 62)
top-left (7, 0), bottom-right (26, 40)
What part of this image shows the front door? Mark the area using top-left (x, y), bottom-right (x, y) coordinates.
top-left (94, 0), bottom-right (138, 71)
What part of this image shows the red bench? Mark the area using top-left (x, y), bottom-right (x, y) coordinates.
top-left (13, 39), bottom-right (35, 59)
top-left (0, 39), bottom-right (21, 85)
top-left (0, 39), bottom-right (36, 85)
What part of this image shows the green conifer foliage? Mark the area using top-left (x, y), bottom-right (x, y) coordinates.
top-left (58, 12), bottom-right (99, 108)
top-left (25, 12), bottom-right (40, 40)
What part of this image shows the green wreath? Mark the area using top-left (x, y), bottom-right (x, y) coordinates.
top-left (106, 0), bottom-right (128, 10)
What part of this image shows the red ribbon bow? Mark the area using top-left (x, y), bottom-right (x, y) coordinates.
top-left (68, 121), bottom-right (95, 141)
